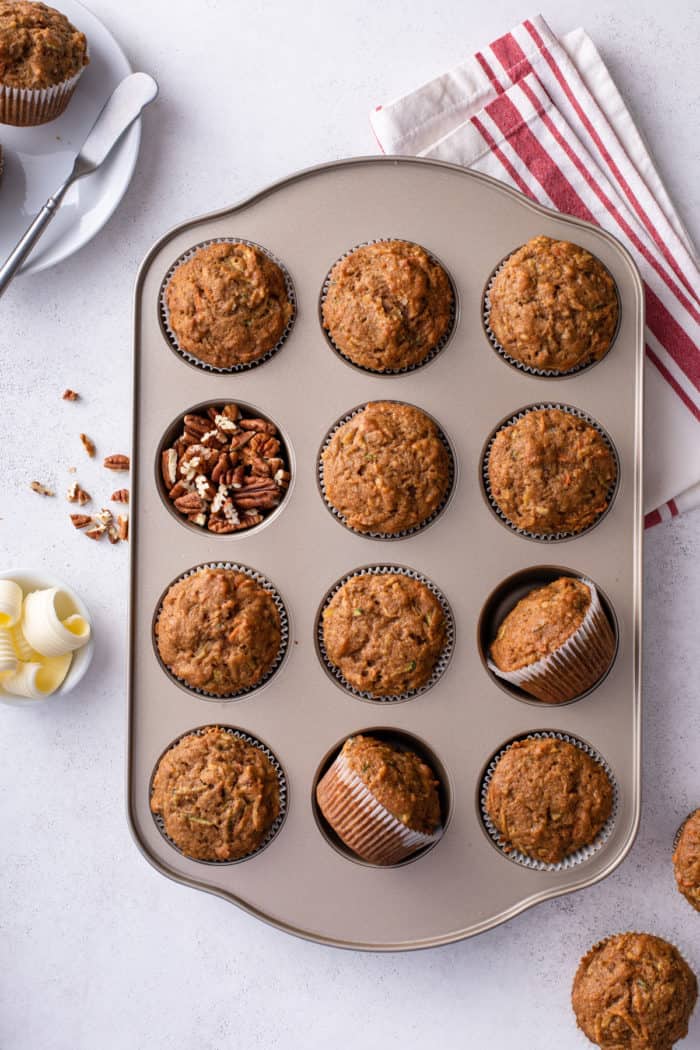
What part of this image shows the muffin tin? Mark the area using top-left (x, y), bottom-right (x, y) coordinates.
top-left (128, 157), bottom-right (643, 950)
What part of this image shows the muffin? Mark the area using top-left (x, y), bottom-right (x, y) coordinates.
top-left (165, 242), bottom-right (293, 369)
top-left (487, 235), bottom-right (618, 373)
top-left (0, 1), bottom-right (88, 126)
top-left (322, 240), bottom-right (453, 372)
top-left (150, 726), bottom-right (281, 861)
top-left (316, 734), bottom-right (442, 865)
top-left (673, 809), bottom-right (700, 912)
top-left (487, 407), bottom-right (617, 535)
top-left (489, 576), bottom-right (615, 703)
top-left (321, 401), bottom-right (451, 535)
top-left (322, 572), bottom-right (446, 697)
top-left (572, 933), bottom-right (698, 1050)
top-left (155, 567), bottom-right (282, 696)
top-left (485, 736), bottom-right (613, 864)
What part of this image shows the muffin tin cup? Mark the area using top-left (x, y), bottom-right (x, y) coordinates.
top-left (0, 67), bottom-right (85, 127)
top-left (316, 565), bottom-right (455, 703)
top-left (152, 562), bottom-right (289, 701)
top-left (319, 239), bottom-right (458, 376)
top-left (318, 401), bottom-right (456, 540)
top-left (316, 750), bottom-right (441, 865)
top-left (479, 730), bottom-right (618, 872)
top-left (150, 725), bottom-right (288, 865)
top-left (487, 579), bottom-right (616, 704)
top-left (481, 403), bottom-right (620, 542)
top-left (159, 238), bottom-right (297, 374)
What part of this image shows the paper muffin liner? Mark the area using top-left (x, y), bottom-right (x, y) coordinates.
top-left (159, 238), bottom-right (297, 374)
top-left (481, 403), bottom-right (620, 541)
top-left (480, 730), bottom-right (618, 872)
top-left (152, 562), bottom-right (289, 700)
top-left (482, 249), bottom-right (621, 378)
top-left (150, 725), bottom-right (288, 865)
top-left (318, 401), bottom-right (456, 540)
top-left (0, 67), bottom-right (84, 127)
top-left (487, 578), bottom-right (616, 704)
top-left (316, 565), bottom-right (455, 702)
top-left (316, 749), bottom-right (442, 865)
top-left (319, 239), bottom-right (457, 376)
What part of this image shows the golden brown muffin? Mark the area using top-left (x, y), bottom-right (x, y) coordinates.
top-left (322, 240), bottom-right (453, 371)
top-left (322, 401), bottom-right (450, 534)
top-left (491, 577), bottom-right (591, 671)
top-left (673, 809), bottom-right (700, 912)
top-left (150, 726), bottom-right (280, 861)
top-left (341, 736), bottom-right (440, 833)
top-left (165, 242), bottom-right (293, 369)
top-left (0, 1), bottom-right (87, 88)
top-left (155, 568), bottom-right (281, 695)
top-left (322, 573), bottom-right (446, 696)
top-left (488, 236), bottom-right (618, 372)
top-left (572, 933), bottom-right (698, 1050)
top-left (487, 407), bottom-right (617, 535)
top-left (485, 736), bottom-right (613, 864)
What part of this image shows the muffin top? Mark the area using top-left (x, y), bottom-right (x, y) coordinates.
top-left (488, 235), bottom-right (618, 372)
top-left (572, 933), bottom-right (698, 1050)
top-left (150, 726), bottom-right (280, 861)
top-left (485, 737), bottom-right (613, 864)
top-left (155, 568), bottom-right (281, 695)
top-left (673, 808), bottom-right (700, 912)
top-left (0, 1), bottom-right (88, 89)
top-left (490, 577), bottom-right (592, 672)
top-left (322, 240), bottom-right (453, 371)
top-left (322, 573), bottom-right (446, 696)
top-left (165, 242), bottom-right (293, 369)
top-left (340, 735), bottom-right (441, 834)
top-left (487, 408), bottom-right (617, 535)
top-left (322, 401), bottom-right (450, 534)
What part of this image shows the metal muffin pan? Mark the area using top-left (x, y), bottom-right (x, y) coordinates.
top-left (128, 156), bottom-right (644, 951)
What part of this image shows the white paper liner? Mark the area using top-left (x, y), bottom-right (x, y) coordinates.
top-left (316, 565), bottom-right (455, 702)
top-left (487, 578), bottom-right (616, 703)
top-left (159, 238), bottom-right (296, 374)
top-left (0, 67), bottom-right (84, 127)
top-left (153, 562), bottom-right (289, 700)
top-left (480, 731), bottom-right (618, 871)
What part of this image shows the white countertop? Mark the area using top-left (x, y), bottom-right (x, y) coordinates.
top-left (2, 2), bottom-right (699, 1047)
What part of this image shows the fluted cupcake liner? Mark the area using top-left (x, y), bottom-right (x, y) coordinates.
top-left (0, 67), bottom-right (84, 127)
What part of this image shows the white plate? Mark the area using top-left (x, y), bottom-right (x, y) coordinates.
top-left (0, 0), bottom-right (140, 275)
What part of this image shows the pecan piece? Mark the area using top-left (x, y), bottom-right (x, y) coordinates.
top-left (174, 492), bottom-right (205, 514)
top-left (117, 514), bottom-right (129, 541)
top-left (104, 454), bottom-right (130, 471)
top-left (238, 418), bottom-right (277, 434)
top-left (67, 482), bottom-right (90, 505)
top-left (161, 449), bottom-right (178, 487)
top-left (111, 489), bottom-right (129, 503)
top-left (80, 433), bottom-right (96, 457)
top-left (70, 513), bottom-right (92, 529)
top-left (30, 481), bottom-right (54, 497)
top-left (85, 525), bottom-right (105, 541)
top-left (62, 389), bottom-right (79, 401)
top-left (207, 517), bottom-right (239, 534)
top-left (107, 525), bottom-right (120, 544)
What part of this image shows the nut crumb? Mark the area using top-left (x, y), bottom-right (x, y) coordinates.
top-left (80, 433), bottom-right (96, 457)
top-left (30, 481), bottom-right (54, 497)
top-left (62, 389), bottom-right (79, 401)
top-left (67, 466), bottom-right (76, 474)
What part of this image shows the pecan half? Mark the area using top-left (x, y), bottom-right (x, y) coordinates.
top-left (104, 454), bottom-right (130, 471)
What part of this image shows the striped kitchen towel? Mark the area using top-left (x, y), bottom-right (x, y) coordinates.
top-left (370, 15), bottom-right (700, 528)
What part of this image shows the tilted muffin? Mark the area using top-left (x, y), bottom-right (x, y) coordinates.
top-left (322, 573), bottom-right (446, 697)
top-left (165, 242), bottom-right (293, 369)
top-left (572, 933), bottom-right (697, 1050)
top-left (0, 1), bottom-right (88, 126)
top-left (155, 567), bottom-right (281, 696)
top-left (485, 736), bottom-right (613, 864)
top-left (150, 726), bottom-right (281, 861)
top-left (322, 401), bottom-right (451, 535)
top-left (316, 734), bottom-right (442, 865)
top-left (487, 407), bottom-right (617, 535)
top-left (322, 240), bottom-right (453, 371)
top-left (673, 809), bottom-right (700, 912)
top-left (489, 576), bottom-right (615, 703)
top-left (488, 235), bottom-right (618, 373)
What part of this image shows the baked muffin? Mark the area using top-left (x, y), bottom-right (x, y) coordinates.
top-left (322, 240), bottom-right (453, 371)
top-left (150, 726), bottom-right (281, 861)
top-left (485, 736), bottom-right (613, 864)
top-left (673, 809), bottom-right (700, 912)
top-left (322, 572), bottom-right (446, 697)
top-left (487, 407), bottom-right (617, 535)
top-left (0, 1), bottom-right (88, 126)
top-left (165, 242), bottom-right (293, 369)
top-left (322, 401), bottom-right (451, 535)
top-left (572, 933), bottom-right (698, 1050)
top-left (488, 236), bottom-right (618, 372)
top-left (155, 567), bottom-right (281, 695)
top-left (316, 734), bottom-right (442, 865)
top-left (489, 576), bottom-right (615, 703)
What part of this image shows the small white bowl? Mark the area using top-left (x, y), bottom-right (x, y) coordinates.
top-left (0, 568), bottom-right (95, 706)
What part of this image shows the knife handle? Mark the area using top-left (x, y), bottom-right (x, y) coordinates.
top-left (0, 180), bottom-right (70, 299)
